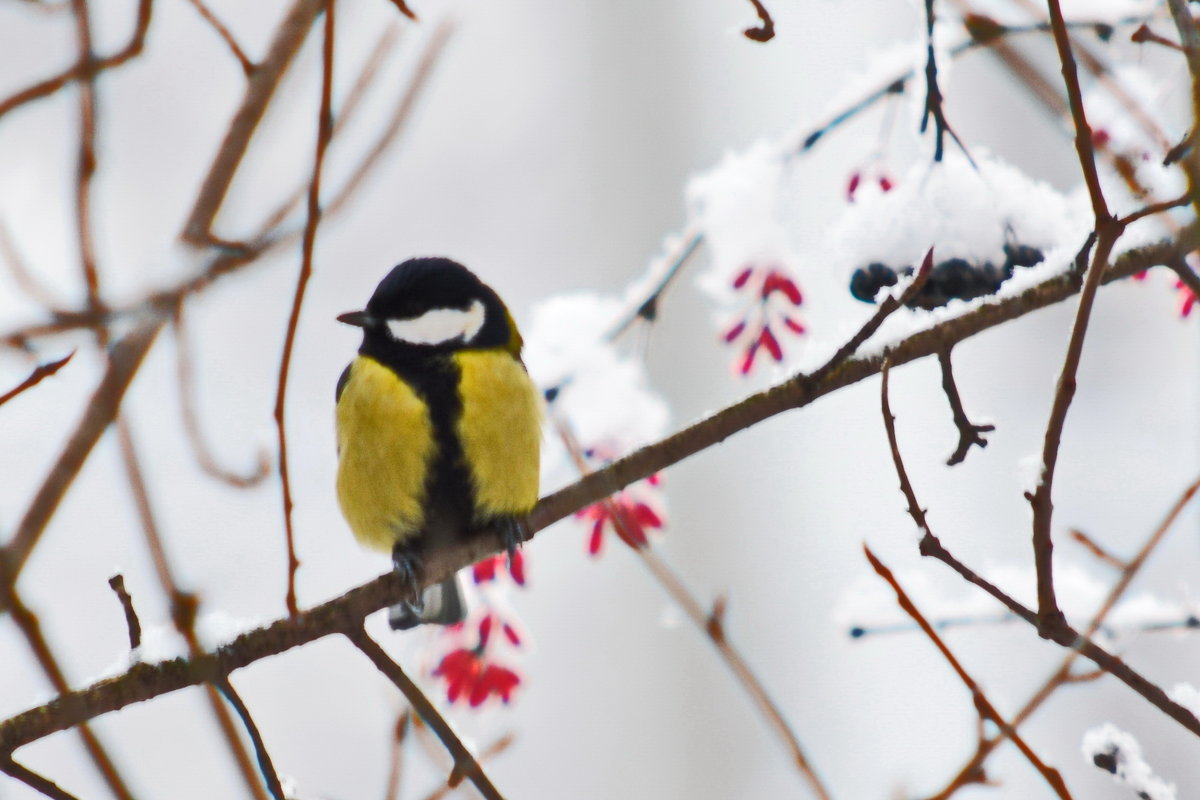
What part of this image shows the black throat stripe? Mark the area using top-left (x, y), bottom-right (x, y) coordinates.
top-left (356, 343), bottom-right (475, 550)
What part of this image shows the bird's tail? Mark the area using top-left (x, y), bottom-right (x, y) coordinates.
top-left (388, 574), bottom-right (467, 630)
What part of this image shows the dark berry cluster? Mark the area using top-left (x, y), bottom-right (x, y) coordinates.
top-left (850, 243), bottom-right (1044, 310)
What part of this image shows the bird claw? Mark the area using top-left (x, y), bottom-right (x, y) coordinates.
top-left (391, 549), bottom-right (424, 614)
top-left (498, 517), bottom-right (530, 569)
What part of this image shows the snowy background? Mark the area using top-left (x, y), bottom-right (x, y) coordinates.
top-left (0, 0), bottom-right (1197, 798)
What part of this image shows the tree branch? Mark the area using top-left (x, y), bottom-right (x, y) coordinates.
top-left (1, 224), bottom-right (1197, 754)
top-left (1, 316), bottom-right (165, 586)
top-left (864, 547), bottom-right (1072, 799)
top-left (344, 627), bottom-right (506, 800)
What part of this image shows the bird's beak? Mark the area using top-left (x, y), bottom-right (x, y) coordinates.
top-left (337, 310), bottom-right (376, 328)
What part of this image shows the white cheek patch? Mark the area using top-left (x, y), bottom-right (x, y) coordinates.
top-left (386, 299), bottom-right (486, 345)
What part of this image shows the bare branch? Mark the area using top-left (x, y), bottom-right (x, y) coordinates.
top-left (0, 352), bottom-right (74, 408)
top-left (880, 354), bottom-right (1200, 739)
top-left (2, 316), bottom-right (164, 583)
top-left (275, 0), bottom-right (337, 617)
top-left (1045, 0), bottom-right (1110, 222)
top-left (0, 756), bottom-right (82, 800)
top-left (384, 0), bottom-right (417, 21)
top-left (0, 0), bottom-right (152, 124)
top-left (553, 420), bottom-right (829, 798)
top-left (106, 575), bottom-right (142, 651)
top-left (864, 546), bottom-right (1073, 799)
top-left (742, 0), bottom-right (774, 42)
top-left (383, 710), bottom-right (411, 800)
top-left (418, 733), bottom-right (516, 800)
top-left (2, 226), bottom-right (1199, 753)
top-left (115, 416), bottom-right (273, 800)
top-left (170, 309), bottom-right (271, 487)
top-left (214, 679), bottom-right (286, 800)
top-left (937, 347), bottom-right (993, 466)
top-left (1, 582), bottom-right (135, 799)
top-left (182, 0), bottom-right (254, 75)
top-left (1069, 528), bottom-right (1126, 570)
top-left (928, 474), bottom-right (1200, 797)
top-left (182, 0), bottom-right (324, 244)
top-left (344, 627), bottom-right (507, 800)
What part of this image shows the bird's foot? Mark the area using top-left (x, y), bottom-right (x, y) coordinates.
top-left (498, 517), bottom-right (530, 569)
top-left (391, 548), bottom-right (424, 613)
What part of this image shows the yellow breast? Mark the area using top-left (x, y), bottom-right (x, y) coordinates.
top-left (453, 350), bottom-right (541, 519)
top-left (335, 356), bottom-right (435, 551)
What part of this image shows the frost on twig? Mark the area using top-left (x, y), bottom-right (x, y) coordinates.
top-left (1081, 723), bottom-right (1176, 800)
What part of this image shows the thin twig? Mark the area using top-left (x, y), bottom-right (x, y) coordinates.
top-left (0, 0), bottom-right (152, 123)
top-left (2, 316), bottom-right (164, 584)
top-left (384, 0), bottom-right (417, 21)
top-left (1117, 192), bottom-right (1194, 227)
top-left (742, 0), bottom-right (774, 42)
top-left (0, 352), bottom-right (74, 408)
top-left (418, 733), bottom-right (516, 800)
top-left (214, 678), bottom-right (287, 800)
top-left (937, 347), bottom-right (994, 466)
top-left (1132, 23), bottom-right (1183, 51)
top-left (553, 418), bottom-right (829, 797)
top-left (344, 627), bottom-right (506, 800)
top-left (320, 21), bottom-right (453, 221)
top-left (605, 229), bottom-right (704, 342)
top-left (864, 546), bottom-right (1073, 799)
top-left (253, 21), bottom-right (404, 237)
top-left (0, 582), bottom-right (135, 800)
top-left (182, 0), bottom-right (254, 75)
top-left (927, 474), bottom-right (1200, 798)
top-left (1045, 0), bottom-right (1110, 222)
top-left (919, 0), bottom-right (971, 163)
top-left (798, 18), bottom-right (1124, 153)
top-left (1166, 0), bottom-right (1200, 214)
top-left (115, 416), bottom-right (273, 800)
top-left (170, 308), bottom-right (270, 487)
top-left (1027, 232), bottom-right (1117, 630)
top-left (1068, 529), bottom-right (1126, 570)
top-left (182, 0), bottom-right (324, 243)
top-left (383, 710), bottom-right (411, 800)
top-left (880, 355), bottom-right (1200, 738)
top-left (1167, 256), bottom-right (1200, 301)
top-left (69, 0), bottom-right (101, 313)
top-left (0, 756), bottom-right (82, 800)
top-left (0, 216), bottom-right (67, 309)
top-left (107, 575), bottom-right (142, 651)
top-left (275, 0), bottom-right (337, 617)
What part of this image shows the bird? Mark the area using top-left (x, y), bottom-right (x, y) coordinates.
top-left (334, 257), bottom-right (541, 629)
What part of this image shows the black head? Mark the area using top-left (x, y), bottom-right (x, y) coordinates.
top-left (339, 257), bottom-right (518, 355)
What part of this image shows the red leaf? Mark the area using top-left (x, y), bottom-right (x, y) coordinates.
top-left (478, 615), bottom-right (493, 649)
top-left (764, 272), bottom-right (802, 305)
top-left (732, 266), bottom-right (754, 289)
top-left (846, 171), bottom-right (861, 202)
top-left (588, 519), bottom-right (605, 555)
top-left (782, 315), bottom-right (805, 334)
top-left (760, 327), bottom-right (783, 361)
top-left (740, 339), bottom-right (760, 375)
top-left (472, 555), bottom-right (499, 584)
top-left (723, 320), bottom-right (747, 343)
top-left (633, 502), bottom-right (663, 530)
top-left (508, 549), bottom-right (526, 585)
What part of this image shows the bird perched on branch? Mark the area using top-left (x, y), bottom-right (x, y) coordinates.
top-left (335, 257), bottom-right (541, 629)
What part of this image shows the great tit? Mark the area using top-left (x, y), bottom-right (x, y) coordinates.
top-left (335, 257), bottom-right (541, 629)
